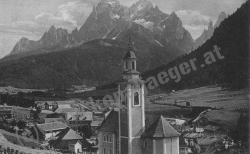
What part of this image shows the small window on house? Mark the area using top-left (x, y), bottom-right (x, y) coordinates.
top-left (104, 135), bottom-right (106, 142)
top-left (109, 149), bottom-right (112, 154)
top-left (103, 148), bottom-right (106, 154)
top-left (134, 92), bottom-right (140, 106)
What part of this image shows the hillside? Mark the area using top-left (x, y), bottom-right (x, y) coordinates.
top-left (194, 12), bottom-right (228, 49)
top-left (140, 1), bottom-right (249, 94)
top-left (0, 38), bottom-right (182, 89)
top-left (0, 130), bottom-right (60, 154)
top-left (97, 1), bottom-right (249, 94)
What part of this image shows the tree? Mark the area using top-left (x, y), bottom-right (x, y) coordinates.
top-left (81, 125), bottom-right (92, 138)
top-left (11, 119), bottom-right (17, 127)
top-left (17, 120), bottom-right (26, 129)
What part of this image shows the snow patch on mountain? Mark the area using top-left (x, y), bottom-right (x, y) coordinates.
top-left (107, 1), bottom-right (116, 5)
top-left (111, 14), bottom-right (120, 19)
top-left (134, 19), bottom-right (154, 30)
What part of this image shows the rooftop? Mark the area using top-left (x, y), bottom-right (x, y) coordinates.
top-left (44, 101), bottom-right (58, 106)
top-left (59, 128), bottom-right (83, 140)
top-left (142, 115), bottom-right (180, 139)
top-left (55, 107), bottom-right (81, 113)
top-left (45, 118), bottom-right (67, 124)
top-left (97, 110), bottom-right (118, 133)
top-left (36, 122), bottom-right (69, 132)
top-left (66, 112), bottom-right (93, 121)
top-left (50, 127), bottom-right (92, 148)
top-left (123, 50), bottom-right (136, 60)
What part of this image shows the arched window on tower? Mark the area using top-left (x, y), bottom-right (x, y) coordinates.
top-left (134, 92), bottom-right (140, 106)
top-left (132, 61), bottom-right (135, 70)
top-left (126, 62), bottom-right (128, 70)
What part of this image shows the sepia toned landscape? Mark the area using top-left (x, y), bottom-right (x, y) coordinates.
top-left (0, 0), bottom-right (248, 154)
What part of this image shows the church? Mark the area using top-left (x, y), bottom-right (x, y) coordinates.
top-left (97, 45), bottom-right (180, 154)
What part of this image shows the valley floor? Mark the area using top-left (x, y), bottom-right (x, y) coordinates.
top-left (148, 85), bottom-right (248, 111)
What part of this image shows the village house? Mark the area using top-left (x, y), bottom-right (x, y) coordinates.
top-left (68, 140), bottom-right (83, 154)
top-left (35, 122), bottom-right (69, 140)
top-left (44, 101), bottom-right (58, 110)
top-left (97, 46), bottom-right (180, 154)
top-left (50, 127), bottom-right (93, 153)
top-left (179, 138), bottom-right (190, 154)
top-left (165, 117), bottom-right (188, 133)
top-left (203, 125), bottom-right (226, 136)
top-left (65, 111), bottom-right (93, 132)
top-left (91, 121), bottom-right (102, 135)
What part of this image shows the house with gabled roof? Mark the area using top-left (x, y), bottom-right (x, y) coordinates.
top-left (65, 111), bottom-right (93, 133)
top-left (49, 127), bottom-right (93, 153)
top-left (36, 122), bottom-right (69, 140)
top-left (96, 46), bottom-right (180, 154)
top-left (44, 101), bottom-right (58, 110)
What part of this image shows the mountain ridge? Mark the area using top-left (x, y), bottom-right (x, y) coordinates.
top-left (194, 12), bottom-right (228, 49)
top-left (5, 0), bottom-right (194, 61)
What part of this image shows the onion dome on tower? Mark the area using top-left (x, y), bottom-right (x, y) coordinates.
top-left (122, 38), bottom-right (140, 80)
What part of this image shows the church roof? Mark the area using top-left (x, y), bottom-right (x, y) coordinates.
top-left (98, 111), bottom-right (180, 139)
top-left (142, 115), bottom-right (180, 139)
top-left (123, 50), bottom-right (136, 60)
top-left (97, 110), bottom-right (118, 133)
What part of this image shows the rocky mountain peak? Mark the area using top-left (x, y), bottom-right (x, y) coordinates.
top-left (48, 25), bottom-right (56, 33)
top-left (98, 0), bottom-right (120, 7)
top-left (129, 0), bottom-right (153, 17)
top-left (169, 12), bottom-right (178, 19)
top-left (194, 12), bottom-right (227, 49)
top-left (154, 5), bottom-right (160, 12)
top-left (10, 37), bottom-right (31, 55)
top-left (214, 12), bottom-right (227, 28)
top-left (71, 28), bottom-right (78, 36)
top-left (208, 21), bottom-right (213, 31)
top-left (164, 11), bottom-right (182, 28)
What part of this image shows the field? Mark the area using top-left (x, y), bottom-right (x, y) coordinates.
top-left (150, 86), bottom-right (248, 111)
top-left (0, 86), bottom-right (46, 94)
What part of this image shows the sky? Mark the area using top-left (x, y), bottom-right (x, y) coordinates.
top-left (0, 0), bottom-right (246, 58)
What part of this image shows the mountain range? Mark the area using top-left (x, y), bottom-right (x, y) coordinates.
top-left (0, 0), bottom-right (235, 89)
top-left (4, 0), bottom-right (194, 61)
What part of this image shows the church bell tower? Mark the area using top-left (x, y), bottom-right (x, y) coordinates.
top-left (118, 39), bottom-right (145, 154)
